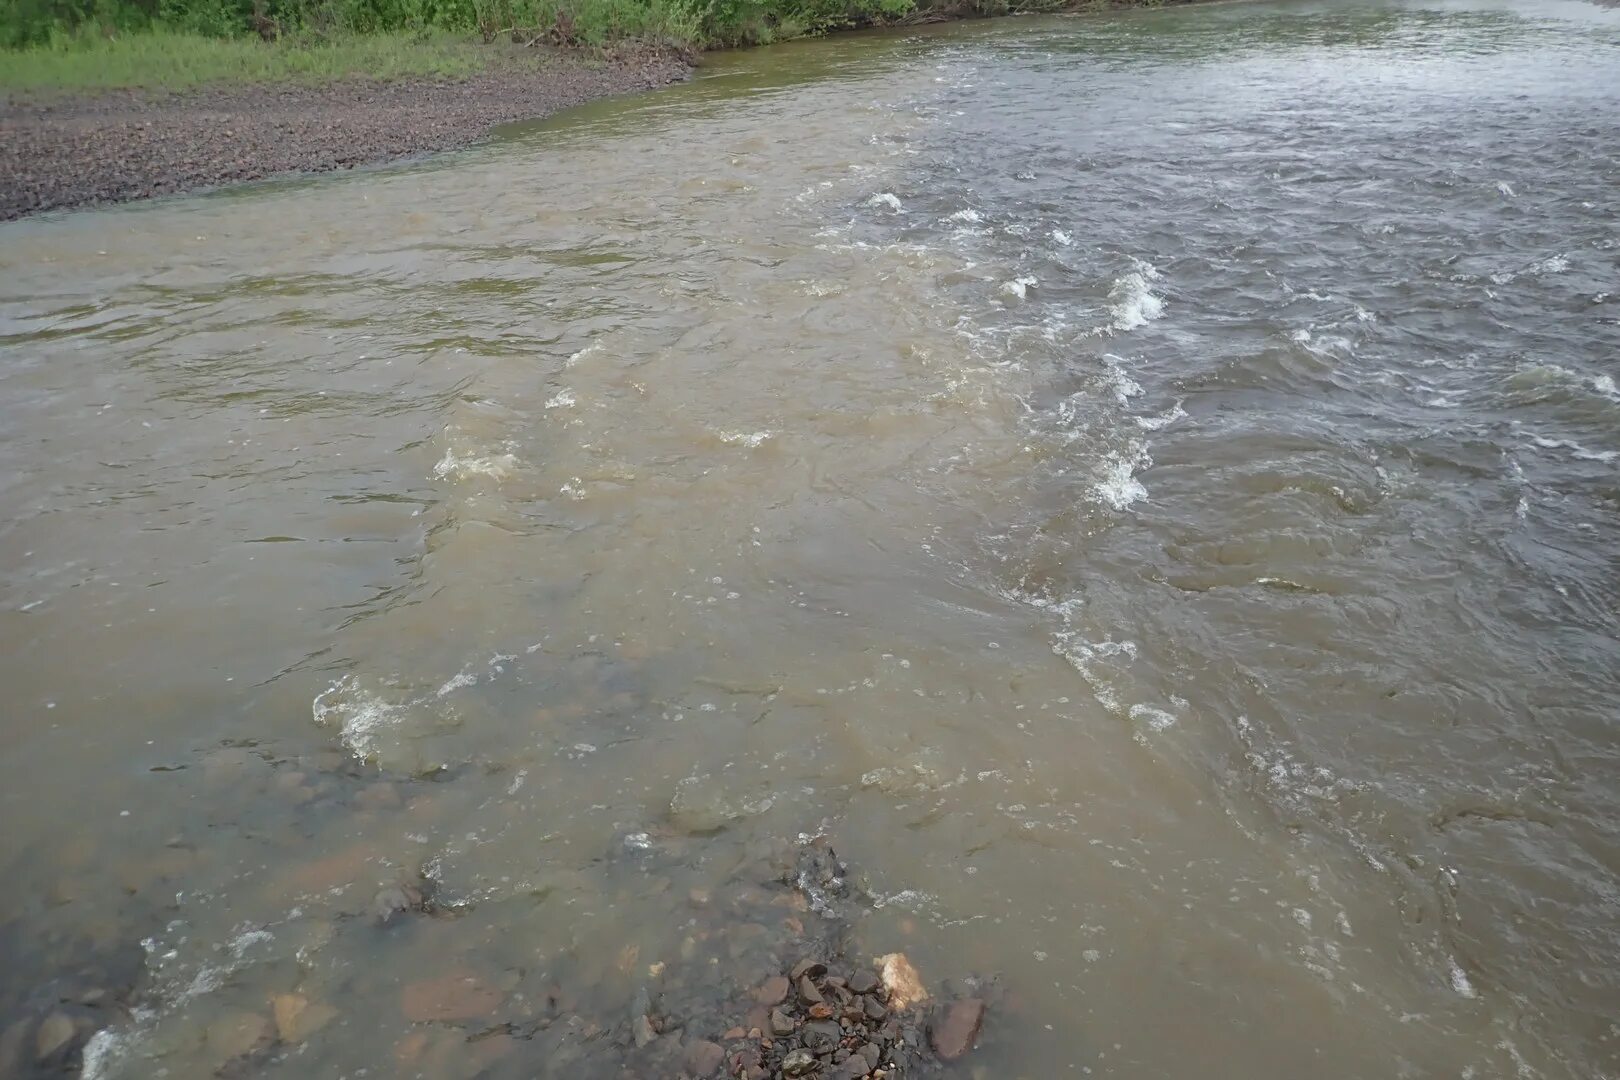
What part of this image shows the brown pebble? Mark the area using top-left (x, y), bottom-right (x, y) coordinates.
top-left (34, 1014), bottom-right (76, 1063)
top-left (798, 975), bottom-right (825, 1006)
top-left (723, 1026), bottom-right (745, 1040)
top-left (755, 975), bottom-right (790, 1006)
top-left (929, 998), bottom-right (986, 1060)
top-left (791, 958), bottom-right (827, 981)
top-left (685, 1038), bottom-right (725, 1074)
top-left (400, 972), bottom-right (503, 1023)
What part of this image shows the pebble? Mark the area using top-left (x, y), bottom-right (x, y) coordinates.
top-left (34, 1013), bottom-right (76, 1063)
top-left (400, 972), bottom-right (504, 1023)
top-left (781, 1048), bottom-right (818, 1077)
top-left (929, 998), bottom-right (986, 1060)
top-left (271, 992), bottom-right (338, 1043)
top-left (798, 974), bottom-right (825, 1006)
top-left (801, 1019), bottom-right (841, 1054)
top-left (632, 1014), bottom-right (657, 1048)
top-left (685, 1038), bottom-right (725, 1074)
top-left (876, 953), bottom-right (927, 1011)
top-left (769, 1007), bottom-right (797, 1036)
top-left (756, 974), bottom-right (790, 1006)
top-left (205, 1010), bottom-right (273, 1062)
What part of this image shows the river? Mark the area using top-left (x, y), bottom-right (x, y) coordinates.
top-left (2, 1), bottom-right (1618, 1077)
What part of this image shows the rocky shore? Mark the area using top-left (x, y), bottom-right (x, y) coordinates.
top-left (0, 51), bottom-right (690, 221)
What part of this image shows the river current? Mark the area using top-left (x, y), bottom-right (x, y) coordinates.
top-left (3, 1), bottom-right (1619, 1077)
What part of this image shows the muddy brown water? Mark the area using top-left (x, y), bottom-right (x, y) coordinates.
top-left (3, 1), bottom-right (1620, 1077)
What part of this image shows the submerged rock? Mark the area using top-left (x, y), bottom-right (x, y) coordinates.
top-left (929, 998), bottom-right (985, 1060)
top-left (34, 1012), bottom-right (77, 1063)
top-left (781, 1047), bottom-right (818, 1076)
top-left (876, 953), bottom-right (927, 1011)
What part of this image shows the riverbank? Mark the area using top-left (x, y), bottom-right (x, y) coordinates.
top-left (0, 48), bottom-right (690, 220)
top-left (0, 2), bottom-right (1205, 220)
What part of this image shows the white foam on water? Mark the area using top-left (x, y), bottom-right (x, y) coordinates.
top-left (1135, 402), bottom-right (1187, 431)
top-left (436, 669), bottom-right (477, 697)
top-left (1449, 958), bottom-right (1478, 998)
top-left (1002, 275), bottom-right (1038, 300)
top-left (1091, 441), bottom-right (1152, 510)
top-left (1531, 253), bottom-right (1569, 275)
top-left (868, 192), bottom-right (904, 211)
top-left (1108, 262), bottom-right (1166, 332)
top-left (1101, 355), bottom-right (1144, 404)
top-left (565, 342), bottom-right (603, 367)
top-left (1594, 374), bottom-right (1619, 399)
top-left (1129, 703), bottom-right (1178, 731)
top-left (1052, 229), bottom-right (1074, 246)
top-left (715, 429), bottom-right (775, 448)
top-left (79, 1028), bottom-right (123, 1080)
top-left (1497, 180), bottom-right (1517, 197)
top-left (313, 676), bottom-right (407, 763)
top-left (433, 449), bottom-right (520, 481)
top-left (947, 209), bottom-right (982, 223)
top-left (545, 388), bottom-right (577, 409)
top-left (1526, 434), bottom-right (1617, 463)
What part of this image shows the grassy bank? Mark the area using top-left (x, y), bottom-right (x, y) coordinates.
top-left (0, 30), bottom-right (496, 90)
top-left (1, 0), bottom-right (1178, 92)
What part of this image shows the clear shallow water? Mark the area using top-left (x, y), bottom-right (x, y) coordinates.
top-left (3, 1), bottom-right (1619, 1077)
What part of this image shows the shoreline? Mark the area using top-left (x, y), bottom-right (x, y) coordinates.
top-left (0, 50), bottom-right (692, 221)
top-left (0, 2), bottom-right (1212, 222)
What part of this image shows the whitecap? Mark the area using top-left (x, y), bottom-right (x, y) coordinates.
top-left (312, 676), bottom-right (407, 764)
top-left (947, 209), bottom-right (982, 223)
top-left (715, 429), bottom-right (775, 448)
top-left (1002, 275), bottom-right (1038, 300)
top-left (1497, 181), bottom-right (1516, 197)
top-left (433, 449), bottom-right (519, 481)
top-left (1101, 354), bottom-right (1143, 404)
top-left (545, 389), bottom-right (577, 409)
top-left (1526, 434), bottom-right (1617, 463)
top-left (1108, 262), bottom-right (1166, 332)
top-left (868, 192), bottom-right (904, 211)
top-left (565, 342), bottom-right (603, 367)
top-left (1088, 446), bottom-right (1153, 514)
top-left (1128, 704), bottom-right (1177, 731)
top-left (1052, 229), bottom-right (1074, 246)
top-left (1135, 402), bottom-right (1187, 431)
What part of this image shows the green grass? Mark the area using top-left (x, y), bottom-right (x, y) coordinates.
top-left (0, 28), bottom-right (491, 92)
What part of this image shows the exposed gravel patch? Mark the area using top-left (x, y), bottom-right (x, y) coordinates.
top-left (0, 50), bottom-right (690, 220)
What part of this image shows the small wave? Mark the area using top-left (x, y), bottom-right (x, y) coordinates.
top-left (1496, 180), bottom-right (1517, 198)
top-left (1001, 275), bottom-right (1037, 300)
top-left (1525, 433), bottom-right (1617, 463)
top-left (565, 342), bottom-right (603, 367)
top-left (1108, 262), bottom-right (1166, 332)
top-left (1092, 441), bottom-right (1152, 510)
top-left (1135, 402), bottom-right (1187, 431)
top-left (868, 192), bottom-right (903, 211)
top-left (312, 676), bottom-right (409, 764)
top-left (947, 209), bottom-right (982, 223)
top-left (433, 449), bottom-right (519, 481)
top-left (1101, 354), bottom-right (1144, 404)
top-left (545, 388), bottom-right (577, 410)
top-left (1128, 703), bottom-right (1178, 731)
top-left (1052, 229), bottom-right (1074, 246)
top-left (714, 429), bottom-right (775, 448)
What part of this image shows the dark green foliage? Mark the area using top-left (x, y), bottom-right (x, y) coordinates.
top-left (1, 0), bottom-right (1163, 51)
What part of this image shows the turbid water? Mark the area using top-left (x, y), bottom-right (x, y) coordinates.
top-left (3, 1), bottom-right (1619, 1077)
